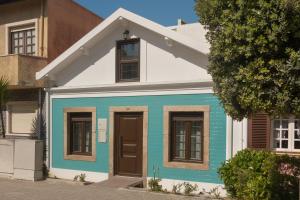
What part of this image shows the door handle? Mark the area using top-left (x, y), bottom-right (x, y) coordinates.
top-left (119, 136), bottom-right (123, 158)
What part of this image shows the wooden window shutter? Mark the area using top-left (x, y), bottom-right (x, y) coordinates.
top-left (248, 113), bottom-right (271, 149)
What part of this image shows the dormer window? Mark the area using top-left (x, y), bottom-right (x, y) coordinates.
top-left (10, 26), bottom-right (36, 55)
top-left (116, 38), bottom-right (140, 82)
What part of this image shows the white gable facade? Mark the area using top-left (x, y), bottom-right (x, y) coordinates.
top-left (36, 9), bottom-right (247, 196)
top-left (52, 23), bottom-right (211, 87)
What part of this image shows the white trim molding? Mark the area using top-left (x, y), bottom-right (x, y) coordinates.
top-left (226, 117), bottom-right (248, 158)
top-left (48, 81), bottom-right (214, 99)
top-left (226, 115), bottom-right (233, 160)
top-left (51, 88), bottom-right (214, 99)
top-left (45, 89), bottom-right (50, 168)
top-left (147, 178), bottom-right (227, 197)
top-left (50, 93), bottom-right (53, 169)
top-left (50, 80), bottom-right (213, 92)
top-left (49, 168), bottom-right (108, 183)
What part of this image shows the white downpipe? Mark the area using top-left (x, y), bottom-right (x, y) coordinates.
top-left (226, 115), bottom-right (233, 160)
top-left (44, 88), bottom-right (50, 168)
top-left (242, 118), bottom-right (248, 149)
top-left (38, 88), bottom-right (42, 139)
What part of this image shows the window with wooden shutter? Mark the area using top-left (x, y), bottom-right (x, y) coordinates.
top-left (248, 113), bottom-right (271, 149)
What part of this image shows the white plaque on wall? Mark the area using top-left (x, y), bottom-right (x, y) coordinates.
top-left (98, 118), bottom-right (107, 143)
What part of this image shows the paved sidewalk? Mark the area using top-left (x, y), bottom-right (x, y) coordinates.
top-left (0, 178), bottom-right (210, 200)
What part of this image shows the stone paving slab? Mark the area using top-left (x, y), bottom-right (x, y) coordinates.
top-left (0, 178), bottom-right (211, 200)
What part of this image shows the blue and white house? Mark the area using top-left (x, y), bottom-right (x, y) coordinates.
top-left (36, 8), bottom-right (246, 194)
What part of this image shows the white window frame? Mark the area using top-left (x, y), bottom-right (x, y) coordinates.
top-left (4, 19), bottom-right (38, 56)
top-left (271, 116), bottom-right (300, 152)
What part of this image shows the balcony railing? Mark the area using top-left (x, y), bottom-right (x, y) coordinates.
top-left (0, 54), bottom-right (47, 87)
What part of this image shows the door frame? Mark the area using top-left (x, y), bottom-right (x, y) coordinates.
top-left (109, 106), bottom-right (148, 178)
top-left (114, 112), bottom-right (143, 177)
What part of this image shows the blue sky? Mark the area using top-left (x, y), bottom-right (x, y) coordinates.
top-left (74, 0), bottom-right (198, 26)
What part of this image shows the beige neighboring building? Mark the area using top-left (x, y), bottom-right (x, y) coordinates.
top-left (0, 0), bottom-right (102, 138)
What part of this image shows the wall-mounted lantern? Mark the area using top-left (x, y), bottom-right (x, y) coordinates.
top-left (123, 30), bottom-right (129, 40)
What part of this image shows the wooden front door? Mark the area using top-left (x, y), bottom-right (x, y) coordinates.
top-left (114, 112), bottom-right (143, 177)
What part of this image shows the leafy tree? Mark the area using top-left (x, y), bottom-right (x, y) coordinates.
top-left (0, 76), bottom-right (8, 138)
top-left (195, 0), bottom-right (300, 120)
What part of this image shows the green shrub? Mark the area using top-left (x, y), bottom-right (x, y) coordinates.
top-left (183, 182), bottom-right (198, 195)
top-left (73, 173), bottom-right (86, 182)
top-left (172, 183), bottom-right (183, 194)
top-left (218, 149), bottom-right (300, 200)
top-left (148, 165), bottom-right (162, 192)
top-left (208, 187), bottom-right (222, 199)
top-left (148, 178), bottom-right (162, 192)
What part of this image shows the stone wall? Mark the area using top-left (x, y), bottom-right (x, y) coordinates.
top-left (0, 139), bottom-right (13, 174)
top-left (0, 139), bottom-right (43, 181)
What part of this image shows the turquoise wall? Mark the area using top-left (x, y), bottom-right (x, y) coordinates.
top-left (52, 94), bottom-right (226, 184)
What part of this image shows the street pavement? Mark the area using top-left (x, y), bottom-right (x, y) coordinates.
top-left (0, 178), bottom-right (211, 200)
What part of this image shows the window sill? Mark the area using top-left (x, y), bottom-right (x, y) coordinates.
top-left (273, 151), bottom-right (300, 156)
top-left (116, 79), bottom-right (140, 83)
top-left (4, 133), bottom-right (35, 139)
top-left (6, 132), bottom-right (34, 136)
top-left (164, 161), bottom-right (209, 170)
top-left (64, 154), bottom-right (96, 162)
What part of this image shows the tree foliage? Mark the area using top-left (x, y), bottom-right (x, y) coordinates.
top-left (195, 0), bottom-right (300, 120)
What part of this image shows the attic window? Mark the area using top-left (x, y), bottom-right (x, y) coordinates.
top-left (116, 38), bottom-right (140, 82)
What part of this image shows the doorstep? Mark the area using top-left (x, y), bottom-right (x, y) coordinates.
top-left (95, 176), bottom-right (144, 189)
